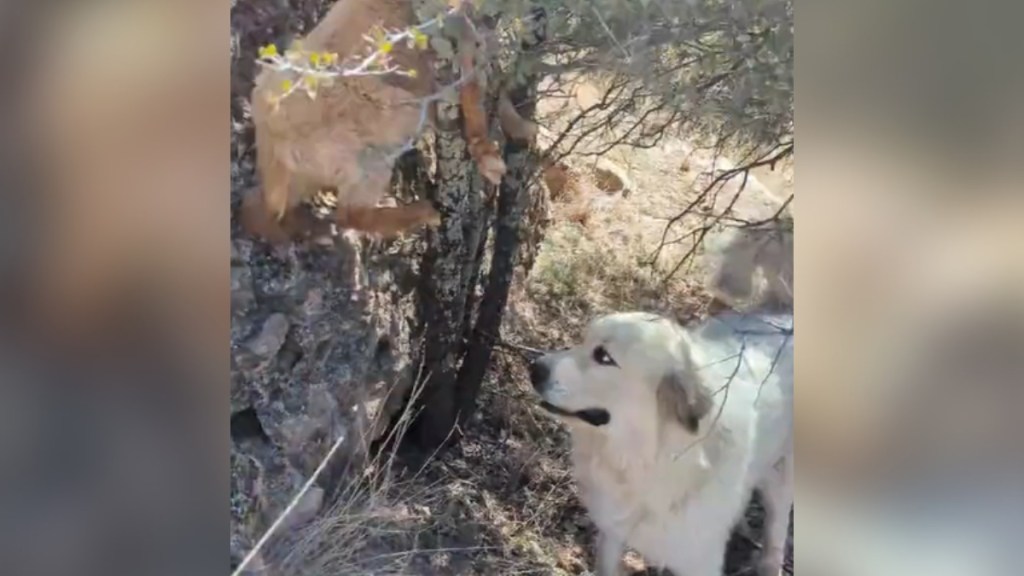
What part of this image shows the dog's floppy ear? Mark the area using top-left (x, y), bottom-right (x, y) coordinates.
top-left (657, 360), bottom-right (712, 434)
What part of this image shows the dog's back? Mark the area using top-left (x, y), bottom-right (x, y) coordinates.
top-left (689, 311), bottom-right (793, 481)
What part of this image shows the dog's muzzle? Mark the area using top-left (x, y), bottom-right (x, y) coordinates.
top-left (529, 356), bottom-right (611, 427)
top-left (539, 402), bottom-right (611, 426)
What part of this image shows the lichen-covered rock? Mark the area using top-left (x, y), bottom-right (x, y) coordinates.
top-left (230, 59), bottom-right (425, 576)
top-left (230, 447), bottom-right (260, 568)
top-left (229, 0), bottom-right (428, 559)
top-left (229, 213), bottom-right (425, 566)
top-left (592, 157), bottom-right (633, 196)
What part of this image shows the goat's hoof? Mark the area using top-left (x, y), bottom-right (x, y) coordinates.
top-left (481, 156), bottom-right (507, 185)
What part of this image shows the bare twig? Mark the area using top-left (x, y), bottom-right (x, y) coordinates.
top-left (648, 142), bottom-right (793, 280)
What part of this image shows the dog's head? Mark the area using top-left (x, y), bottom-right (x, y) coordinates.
top-left (529, 312), bottom-right (712, 435)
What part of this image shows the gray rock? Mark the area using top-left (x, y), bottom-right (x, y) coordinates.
top-left (278, 485), bottom-right (324, 532)
top-left (247, 313), bottom-right (290, 359)
top-left (229, 192), bottom-right (425, 570)
top-left (230, 448), bottom-right (260, 568)
top-left (230, 2), bottom-right (429, 564)
top-left (592, 157), bottom-right (633, 196)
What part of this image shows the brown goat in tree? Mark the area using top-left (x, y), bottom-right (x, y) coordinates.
top-left (241, 0), bottom-right (536, 244)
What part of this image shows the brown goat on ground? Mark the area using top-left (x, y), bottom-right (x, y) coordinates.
top-left (241, 0), bottom-right (535, 244)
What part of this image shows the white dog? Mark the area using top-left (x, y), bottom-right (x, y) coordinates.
top-left (530, 222), bottom-right (793, 576)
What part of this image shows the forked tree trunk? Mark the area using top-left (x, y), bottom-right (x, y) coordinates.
top-left (454, 80), bottom-right (539, 425)
top-left (409, 78), bottom-right (480, 449)
top-left (407, 20), bottom-right (544, 451)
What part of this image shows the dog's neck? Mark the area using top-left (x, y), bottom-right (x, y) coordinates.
top-left (571, 414), bottom-right (727, 502)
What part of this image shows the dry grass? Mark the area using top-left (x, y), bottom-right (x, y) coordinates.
top-left (523, 221), bottom-right (709, 340)
top-left (275, 355), bottom-right (667, 575)
top-left (266, 74), bottom-right (792, 576)
top-left (274, 358), bottom-right (777, 575)
top-left (268, 354), bottom-right (590, 575)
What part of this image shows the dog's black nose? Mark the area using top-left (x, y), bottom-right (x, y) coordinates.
top-left (529, 358), bottom-right (550, 392)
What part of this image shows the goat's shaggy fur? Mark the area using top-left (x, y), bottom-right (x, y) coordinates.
top-left (241, 0), bottom-right (534, 244)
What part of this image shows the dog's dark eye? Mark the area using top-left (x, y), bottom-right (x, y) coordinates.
top-left (592, 345), bottom-right (617, 367)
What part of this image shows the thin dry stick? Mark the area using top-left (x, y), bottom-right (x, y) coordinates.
top-left (231, 430), bottom-right (351, 576)
top-left (237, 356), bottom-right (436, 575)
top-left (670, 337), bottom-right (747, 462)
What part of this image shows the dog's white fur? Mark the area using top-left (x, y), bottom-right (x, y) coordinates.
top-left (532, 220), bottom-right (793, 576)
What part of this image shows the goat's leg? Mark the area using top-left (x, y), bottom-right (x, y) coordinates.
top-left (335, 201), bottom-right (441, 238)
top-left (241, 132), bottom-right (301, 244)
top-left (497, 88), bottom-right (538, 142)
top-left (445, 9), bottom-right (506, 184)
top-left (459, 75), bottom-right (506, 184)
top-left (239, 187), bottom-right (293, 244)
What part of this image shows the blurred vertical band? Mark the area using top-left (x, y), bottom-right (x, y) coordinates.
top-left (797, 0), bottom-right (1024, 574)
top-left (0, 0), bottom-right (229, 575)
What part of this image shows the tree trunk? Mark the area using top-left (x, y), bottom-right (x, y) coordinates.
top-left (460, 177), bottom-right (492, 350)
top-left (407, 12), bottom-right (547, 451)
top-left (453, 12), bottom-right (548, 424)
top-left (454, 80), bottom-right (538, 423)
top-left (408, 96), bottom-right (478, 449)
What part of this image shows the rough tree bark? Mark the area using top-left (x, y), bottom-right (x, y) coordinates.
top-left (459, 170), bottom-right (492, 350)
top-left (409, 82), bottom-right (479, 449)
top-left (407, 14), bottom-right (544, 451)
top-left (454, 79), bottom-right (538, 425)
